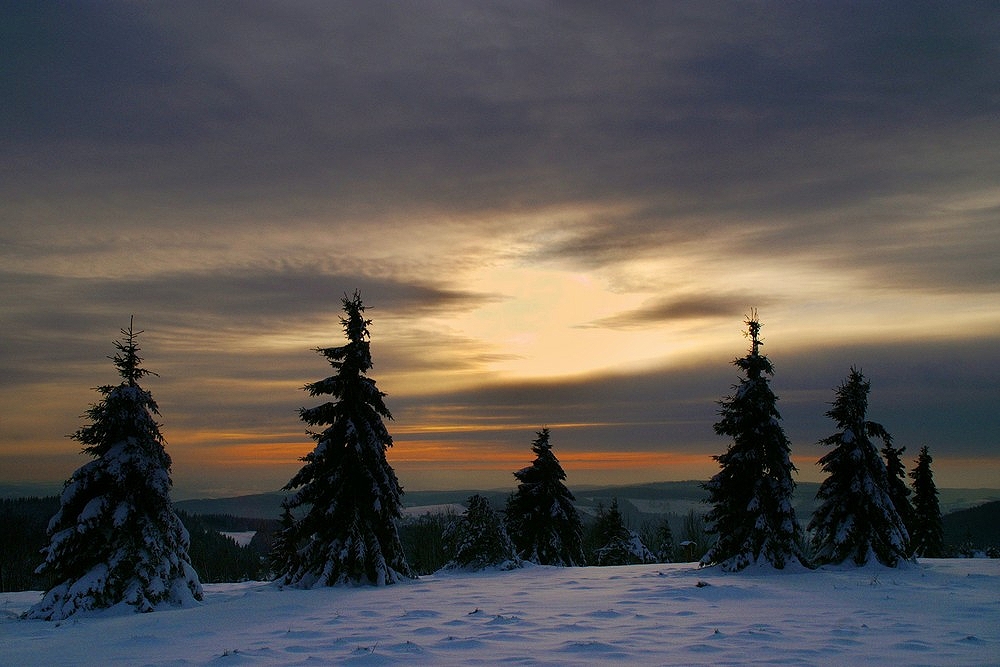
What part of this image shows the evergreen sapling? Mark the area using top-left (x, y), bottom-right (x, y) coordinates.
top-left (589, 498), bottom-right (654, 566)
top-left (909, 446), bottom-right (945, 558)
top-left (25, 321), bottom-right (202, 620)
top-left (443, 495), bottom-right (520, 571)
top-left (808, 368), bottom-right (911, 567)
top-left (882, 438), bottom-right (914, 554)
top-left (505, 429), bottom-right (586, 566)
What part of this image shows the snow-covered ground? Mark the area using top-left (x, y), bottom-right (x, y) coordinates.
top-left (2, 560), bottom-right (997, 665)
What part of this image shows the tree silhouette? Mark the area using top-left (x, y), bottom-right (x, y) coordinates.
top-left (909, 446), bottom-right (945, 558)
top-left (589, 498), bottom-right (653, 566)
top-left (443, 495), bottom-right (519, 570)
top-left (882, 438), bottom-right (914, 554)
top-left (702, 313), bottom-right (804, 571)
top-left (275, 292), bottom-right (412, 587)
top-left (809, 368), bottom-right (910, 566)
top-left (505, 429), bottom-right (586, 566)
top-left (26, 320), bottom-right (202, 620)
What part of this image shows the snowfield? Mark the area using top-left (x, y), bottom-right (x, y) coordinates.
top-left (2, 560), bottom-right (997, 666)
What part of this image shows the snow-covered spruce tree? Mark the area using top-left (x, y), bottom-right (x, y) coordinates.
top-left (589, 498), bottom-right (654, 566)
top-left (882, 438), bottom-right (914, 554)
top-left (701, 314), bottom-right (804, 571)
top-left (808, 368), bottom-right (910, 567)
top-left (505, 429), bottom-right (586, 566)
top-left (443, 495), bottom-right (520, 571)
top-left (25, 321), bottom-right (202, 620)
top-left (909, 446), bottom-right (945, 558)
top-left (275, 291), bottom-right (412, 587)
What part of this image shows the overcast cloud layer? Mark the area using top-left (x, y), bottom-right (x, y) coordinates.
top-left (2, 2), bottom-right (998, 497)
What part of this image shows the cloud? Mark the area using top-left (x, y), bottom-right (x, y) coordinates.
top-left (2, 2), bottom-right (998, 494)
top-left (582, 295), bottom-right (763, 330)
top-left (4, 2), bottom-right (998, 299)
top-left (391, 333), bottom-right (1000, 464)
top-left (0, 266), bottom-right (497, 386)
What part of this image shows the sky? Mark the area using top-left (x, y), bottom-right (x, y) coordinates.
top-left (2, 2), bottom-right (999, 499)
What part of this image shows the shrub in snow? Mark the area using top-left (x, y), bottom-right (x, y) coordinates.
top-left (909, 446), bottom-right (945, 558)
top-left (505, 429), bottom-right (586, 566)
top-left (589, 498), bottom-right (654, 566)
top-left (274, 292), bottom-right (412, 587)
top-left (701, 314), bottom-right (805, 571)
top-left (25, 321), bottom-right (202, 620)
top-left (443, 495), bottom-right (520, 571)
top-left (808, 368), bottom-right (911, 567)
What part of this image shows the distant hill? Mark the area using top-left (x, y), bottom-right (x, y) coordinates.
top-left (942, 500), bottom-right (1000, 550)
top-left (13, 480), bottom-right (998, 525)
top-left (171, 482), bottom-right (999, 521)
top-left (0, 483), bottom-right (62, 499)
top-left (934, 488), bottom-right (1000, 515)
top-left (175, 492), bottom-right (289, 519)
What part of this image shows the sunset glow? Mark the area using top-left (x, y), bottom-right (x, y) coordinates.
top-left (2, 3), bottom-right (998, 499)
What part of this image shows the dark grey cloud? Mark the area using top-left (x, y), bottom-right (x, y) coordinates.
top-left (775, 336), bottom-right (1000, 470)
top-left (581, 294), bottom-right (763, 330)
top-left (6, 2), bottom-right (998, 236)
top-left (2, 2), bottom-right (998, 493)
top-left (0, 266), bottom-right (496, 383)
top-left (392, 333), bottom-right (1000, 465)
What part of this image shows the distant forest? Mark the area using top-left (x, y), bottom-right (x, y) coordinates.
top-left (3, 494), bottom-right (998, 592)
top-left (1, 497), bottom-right (271, 592)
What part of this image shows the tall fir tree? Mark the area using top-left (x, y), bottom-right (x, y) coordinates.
top-left (909, 446), bottom-right (945, 558)
top-left (275, 291), bottom-right (412, 587)
top-left (505, 429), bottom-right (586, 566)
top-left (701, 314), bottom-right (804, 571)
top-left (882, 438), bottom-right (914, 554)
top-left (25, 321), bottom-right (202, 620)
top-left (808, 368), bottom-right (910, 567)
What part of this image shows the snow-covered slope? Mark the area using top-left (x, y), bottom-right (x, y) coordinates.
top-left (2, 560), bottom-right (997, 665)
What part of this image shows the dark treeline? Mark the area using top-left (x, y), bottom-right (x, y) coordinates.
top-left (177, 511), bottom-right (274, 583)
top-left (0, 496), bottom-right (59, 592)
top-left (5, 492), bottom-right (998, 591)
top-left (1, 500), bottom-right (276, 592)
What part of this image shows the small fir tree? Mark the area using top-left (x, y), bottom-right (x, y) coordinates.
top-left (443, 495), bottom-right (520, 571)
top-left (275, 292), bottom-right (412, 587)
top-left (680, 510), bottom-right (709, 562)
top-left (808, 368), bottom-right (910, 567)
top-left (701, 314), bottom-right (804, 571)
top-left (589, 498), bottom-right (654, 566)
top-left (505, 429), bottom-right (586, 566)
top-left (652, 517), bottom-right (676, 563)
top-left (882, 438), bottom-right (914, 554)
top-left (25, 321), bottom-right (202, 620)
top-left (909, 446), bottom-right (945, 558)
top-left (268, 503), bottom-right (297, 579)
